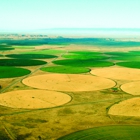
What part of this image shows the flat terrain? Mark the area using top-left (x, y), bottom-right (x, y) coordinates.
top-left (0, 90), bottom-right (71, 109)
top-left (22, 74), bottom-right (115, 92)
top-left (0, 41), bottom-right (140, 140)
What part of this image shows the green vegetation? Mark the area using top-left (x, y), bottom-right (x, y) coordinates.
top-left (62, 54), bottom-right (108, 60)
top-left (0, 59), bottom-right (47, 66)
top-left (58, 125), bottom-right (140, 140)
top-left (53, 59), bottom-right (114, 67)
top-left (105, 51), bottom-right (140, 61)
top-left (23, 49), bottom-right (65, 55)
top-left (105, 51), bottom-right (140, 57)
top-left (0, 66), bottom-right (31, 78)
top-left (69, 51), bottom-right (102, 55)
top-left (105, 52), bottom-right (131, 56)
top-left (1, 38), bottom-right (140, 47)
top-left (6, 54), bottom-right (57, 59)
top-left (112, 56), bottom-right (140, 61)
top-left (0, 47), bottom-right (14, 51)
top-left (40, 66), bottom-right (90, 74)
top-left (0, 45), bottom-right (14, 51)
top-left (116, 61), bottom-right (140, 69)
top-left (0, 130), bottom-right (10, 140)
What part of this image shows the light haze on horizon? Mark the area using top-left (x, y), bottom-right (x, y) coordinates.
top-left (0, 0), bottom-right (140, 30)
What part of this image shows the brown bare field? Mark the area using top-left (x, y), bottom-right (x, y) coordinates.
top-left (22, 74), bottom-right (116, 92)
top-left (91, 67), bottom-right (140, 80)
top-left (121, 81), bottom-right (140, 95)
top-left (0, 90), bottom-right (71, 109)
top-left (108, 97), bottom-right (140, 117)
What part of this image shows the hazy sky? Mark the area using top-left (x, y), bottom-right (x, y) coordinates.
top-left (0, 0), bottom-right (140, 30)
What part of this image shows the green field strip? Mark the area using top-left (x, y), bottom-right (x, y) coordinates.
top-left (116, 61), bottom-right (140, 69)
top-left (111, 56), bottom-right (140, 61)
top-left (0, 59), bottom-right (47, 66)
top-left (53, 59), bottom-right (114, 67)
top-left (6, 54), bottom-right (57, 59)
top-left (22, 49), bottom-right (65, 55)
top-left (69, 51), bottom-right (102, 55)
top-left (0, 66), bottom-right (31, 78)
top-left (0, 47), bottom-right (14, 51)
top-left (40, 66), bottom-right (90, 74)
top-left (62, 54), bottom-right (108, 60)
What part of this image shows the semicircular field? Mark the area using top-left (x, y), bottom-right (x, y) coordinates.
top-left (0, 90), bottom-right (71, 109)
top-left (90, 67), bottom-right (140, 80)
top-left (53, 59), bottom-right (114, 67)
top-left (40, 66), bottom-right (90, 74)
top-left (57, 125), bottom-right (140, 140)
top-left (0, 66), bottom-right (31, 78)
top-left (108, 97), bottom-right (140, 117)
top-left (121, 81), bottom-right (140, 95)
top-left (22, 74), bottom-right (115, 92)
top-left (116, 61), bottom-right (140, 69)
top-left (0, 59), bottom-right (47, 66)
top-left (6, 54), bottom-right (57, 59)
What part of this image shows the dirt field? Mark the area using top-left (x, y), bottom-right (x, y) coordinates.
top-left (121, 81), bottom-right (140, 95)
top-left (0, 90), bottom-right (71, 109)
top-left (91, 67), bottom-right (140, 80)
top-left (108, 97), bottom-right (140, 116)
top-left (22, 74), bottom-right (116, 92)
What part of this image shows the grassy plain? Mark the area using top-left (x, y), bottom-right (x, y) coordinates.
top-left (0, 40), bottom-right (140, 140)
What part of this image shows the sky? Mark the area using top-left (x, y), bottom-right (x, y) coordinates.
top-left (0, 0), bottom-right (140, 30)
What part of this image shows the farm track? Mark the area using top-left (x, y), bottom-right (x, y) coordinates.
top-left (2, 122), bottom-right (16, 140)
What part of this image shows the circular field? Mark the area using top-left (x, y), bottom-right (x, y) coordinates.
top-left (121, 81), bottom-right (140, 95)
top-left (0, 66), bottom-right (31, 78)
top-left (40, 66), bottom-right (90, 74)
top-left (90, 67), bottom-right (140, 80)
top-left (0, 59), bottom-right (47, 66)
top-left (22, 74), bottom-right (115, 92)
top-left (53, 59), bottom-right (114, 67)
top-left (6, 54), bottom-right (57, 59)
top-left (57, 125), bottom-right (140, 140)
top-left (108, 97), bottom-right (140, 116)
top-left (0, 90), bottom-right (71, 109)
top-left (116, 61), bottom-right (140, 69)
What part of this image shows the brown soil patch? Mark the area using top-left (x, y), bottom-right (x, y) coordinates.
top-left (0, 90), bottom-right (71, 109)
top-left (121, 81), bottom-right (140, 95)
top-left (108, 97), bottom-right (140, 117)
top-left (90, 67), bottom-right (140, 80)
top-left (22, 74), bottom-right (115, 92)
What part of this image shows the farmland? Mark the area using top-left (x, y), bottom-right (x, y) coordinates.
top-left (0, 37), bottom-right (140, 139)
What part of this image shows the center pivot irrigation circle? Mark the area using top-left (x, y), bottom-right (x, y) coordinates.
top-left (0, 90), bottom-right (71, 109)
top-left (22, 74), bottom-right (115, 92)
top-left (108, 97), bottom-right (140, 117)
top-left (57, 125), bottom-right (140, 140)
top-left (90, 67), bottom-right (140, 80)
top-left (121, 81), bottom-right (140, 95)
